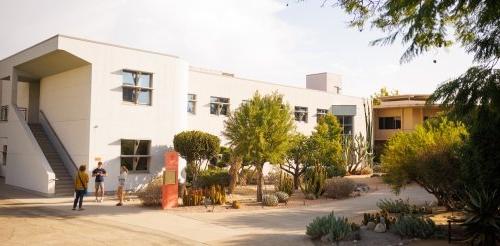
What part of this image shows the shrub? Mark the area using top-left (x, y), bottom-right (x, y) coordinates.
top-left (182, 185), bottom-right (226, 206)
top-left (137, 176), bottom-right (163, 206)
top-left (359, 166), bottom-right (373, 175)
top-left (305, 193), bottom-right (317, 200)
top-left (391, 215), bottom-right (436, 239)
top-left (377, 198), bottom-right (411, 213)
top-left (262, 194), bottom-right (279, 206)
top-left (300, 164), bottom-right (327, 199)
top-left (325, 165), bottom-right (347, 178)
top-left (196, 169), bottom-right (230, 188)
top-left (372, 164), bottom-right (382, 173)
top-left (275, 191), bottom-right (290, 203)
top-left (381, 117), bottom-right (467, 208)
top-left (324, 177), bottom-right (355, 199)
top-left (306, 211), bottom-right (352, 244)
top-left (174, 131), bottom-right (220, 183)
top-left (182, 188), bottom-right (204, 206)
top-left (273, 171), bottom-right (294, 195)
top-left (231, 200), bottom-right (241, 209)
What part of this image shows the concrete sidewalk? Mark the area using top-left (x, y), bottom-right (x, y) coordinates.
top-left (0, 180), bottom-right (435, 246)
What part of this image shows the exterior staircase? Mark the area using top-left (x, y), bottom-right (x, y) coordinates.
top-left (29, 124), bottom-right (74, 196)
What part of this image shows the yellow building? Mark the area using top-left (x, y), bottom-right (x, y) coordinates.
top-left (373, 95), bottom-right (442, 159)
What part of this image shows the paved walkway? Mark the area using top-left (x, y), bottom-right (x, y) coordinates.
top-left (0, 181), bottom-right (435, 246)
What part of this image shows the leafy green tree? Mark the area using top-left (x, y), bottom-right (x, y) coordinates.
top-left (173, 131), bottom-right (220, 184)
top-left (381, 117), bottom-right (468, 208)
top-left (306, 113), bottom-right (345, 177)
top-left (223, 92), bottom-right (295, 202)
top-left (371, 87), bottom-right (399, 105)
top-left (280, 133), bottom-right (308, 189)
top-left (325, 0), bottom-right (499, 241)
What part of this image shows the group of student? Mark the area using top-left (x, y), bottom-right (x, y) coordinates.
top-left (72, 161), bottom-right (129, 211)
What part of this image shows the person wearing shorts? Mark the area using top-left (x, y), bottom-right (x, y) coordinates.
top-left (92, 161), bottom-right (107, 202)
top-left (116, 165), bottom-right (128, 206)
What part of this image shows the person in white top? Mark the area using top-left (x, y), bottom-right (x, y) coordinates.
top-left (116, 165), bottom-right (128, 206)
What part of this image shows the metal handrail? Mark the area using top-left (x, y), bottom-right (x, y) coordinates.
top-left (39, 110), bottom-right (78, 176)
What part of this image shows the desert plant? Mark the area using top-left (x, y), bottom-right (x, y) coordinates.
top-left (377, 198), bottom-right (411, 214)
top-left (306, 211), bottom-right (352, 245)
top-left (231, 200), bottom-right (241, 209)
top-left (262, 194), bottom-right (279, 206)
top-left (182, 188), bottom-right (204, 206)
top-left (391, 215), bottom-right (436, 239)
top-left (305, 193), bottom-right (317, 200)
top-left (223, 92), bottom-right (294, 202)
top-left (137, 176), bottom-right (163, 206)
top-left (196, 168), bottom-right (230, 188)
top-left (381, 117), bottom-right (467, 209)
top-left (205, 185), bottom-right (226, 205)
top-left (462, 188), bottom-right (500, 245)
top-left (324, 177), bottom-right (355, 199)
top-left (280, 133), bottom-right (308, 189)
top-left (275, 191), bottom-right (290, 203)
top-left (343, 133), bottom-right (370, 174)
top-left (300, 164), bottom-right (327, 199)
top-left (274, 171), bottom-right (294, 195)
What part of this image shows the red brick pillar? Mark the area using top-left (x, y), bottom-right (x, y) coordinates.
top-left (162, 151), bottom-right (179, 209)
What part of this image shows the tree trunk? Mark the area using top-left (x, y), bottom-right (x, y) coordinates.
top-left (293, 172), bottom-right (300, 190)
top-left (228, 157), bottom-right (242, 194)
top-left (256, 164), bottom-right (264, 202)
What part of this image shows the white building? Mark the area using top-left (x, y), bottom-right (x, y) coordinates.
top-left (0, 35), bottom-right (366, 196)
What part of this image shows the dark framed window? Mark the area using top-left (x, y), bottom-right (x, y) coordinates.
top-left (378, 117), bottom-right (401, 129)
top-left (294, 106), bottom-right (308, 123)
top-left (2, 145), bottom-right (6, 165)
top-left (0, 106), bottom-right (8, 121)
top-left (188, 94), bottom-right (196, 114)
top-left (120, 140), bottom-right (151, 172)
top-left (122, 70), bottom-right (153, 105)
top-left (336, 115), bottom-right (354, 135)
top-left (210, 97), bottom-right (230, 116)
top-left (316, 108), bottom-right (328, 123)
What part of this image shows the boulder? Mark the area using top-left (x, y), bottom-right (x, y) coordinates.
top-left (366, 221), bottom-right (376, 230)
top-left (374, 223), bottom-right (387, 233)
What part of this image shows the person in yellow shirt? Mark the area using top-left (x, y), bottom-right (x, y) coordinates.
top-left (73, 165), bottom-right (89, 211)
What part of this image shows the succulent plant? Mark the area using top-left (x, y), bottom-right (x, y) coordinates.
top-left (275, 191), bottom-right (290, 203)
top-left (262, 194), bottom-right (279, 206)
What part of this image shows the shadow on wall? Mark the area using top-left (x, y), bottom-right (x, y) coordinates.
top-left (102, 144), bottom-right (177, 192)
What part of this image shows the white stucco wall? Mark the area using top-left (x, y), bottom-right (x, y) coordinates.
top-left (58, 37), bottom-right (189, 191)
top-left (187, 68), bottom-right (366, 142)
top-left (5, 101), bottom-right (55, 194)
top-left (40, 65), bottom-right (92, 169)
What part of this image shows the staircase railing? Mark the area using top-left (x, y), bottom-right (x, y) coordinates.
top-left (39, 110), bottom-right (78, 178)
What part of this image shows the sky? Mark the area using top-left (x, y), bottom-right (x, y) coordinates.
top-left (0, 0), bottom-right (475, 97)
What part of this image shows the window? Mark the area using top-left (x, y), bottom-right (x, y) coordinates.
top-left (187, 94), bottom-right (196, 114)
top-left (120, 140), bottom-right (151, 172)
top-left (2, 145), bottom-right (6, 165)
top-left (0, 106), bottom-right (8, 121)
top-left (210, 97), bottom-right (230, 116)
top-left (295, 106), bottom-right (308, 123)
top-left (122, 70), bottom-right (153, 105)
top-left (378, 117), bottom-right (401, 129)
top-left (336, 115), bottom-right (354, 135)
top-left (317, 108), bottom-right (329, 122)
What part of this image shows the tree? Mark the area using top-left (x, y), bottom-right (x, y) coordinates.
top-left (307, 113), bottom-right (345, 177)
top-left (371, 87), bottom-right (399, 105)
top-left (280, 133), bottom-right (308, 189)
top-left (381, 117), bottom-right (468, 208)
top-left (173, 131), bottom-right (220, 184)
top-left (223, 92), bottom-right (295, 202)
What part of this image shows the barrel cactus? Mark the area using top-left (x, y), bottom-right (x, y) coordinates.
top-left (275, 191), bottom-right (290, 203)
top-left (262, 194), bottom-right (279, 206)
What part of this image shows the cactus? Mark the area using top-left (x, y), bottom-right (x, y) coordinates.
top-left (274, 171), bottom-right (294, 195)
top-left (275, 191), bottom-right (290, 203)
top-left (262, 194), bottom-right (279, 206)
top-left (300, 164), bottom-right (327, 199)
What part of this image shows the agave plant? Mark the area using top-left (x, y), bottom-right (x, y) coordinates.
top-left (462, 188), bottom-right (500, 245)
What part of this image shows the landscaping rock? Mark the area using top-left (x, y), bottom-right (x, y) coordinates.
top-left (374, 223), bottom-right (387, 233)
top-left (366, 221), bottom-right (376, 230)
